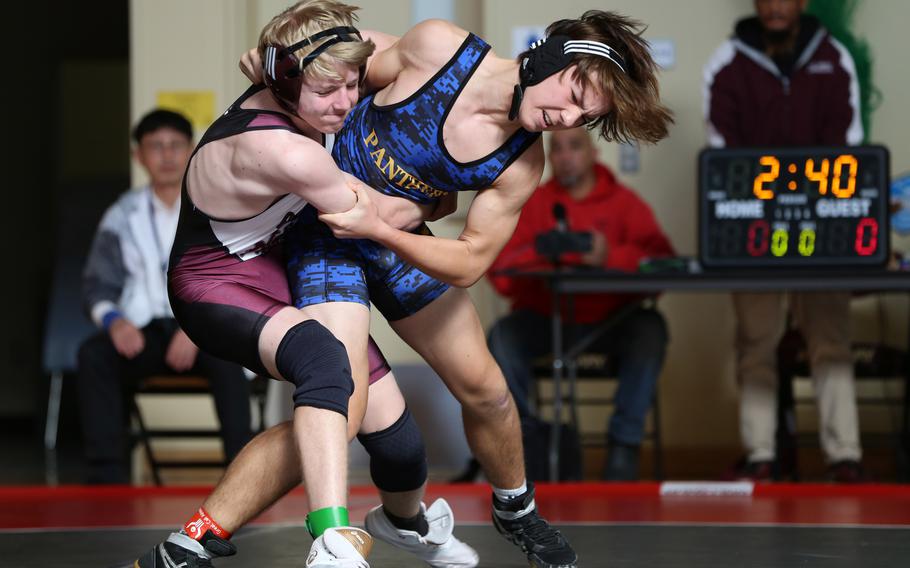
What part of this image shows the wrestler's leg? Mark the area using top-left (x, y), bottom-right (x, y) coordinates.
top-left (280, 219), bottom-right (435, 540)
top-left (390, 288), bottom-right (524, 489)
top-left (391, 288), bottom-right (576, 568)
top-left (283, 210), bottom-right (373, 437)
top-left (295, 301), bottom-right (373, 437)
top-left (282, 219), bottom-right (475, 564)
top-left (131, 307), bottom-right (367, 567)
top-left (199, 373), bottom-right (411, 533)
top-left (358, 370), bottom-right (479, 568)
top-left (196, 368), bottom-right (476, 567)
top-left (200, 421), bottom-right (298, 530)
top-left (256, 307), bottom-right (352, 515)
top-left (358, 373), bottom-right (424, 518)
top-left (355, 228), bottom-right (521, 487)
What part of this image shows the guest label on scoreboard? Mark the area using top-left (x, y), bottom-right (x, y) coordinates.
top-left (698, 146), bottom-right (889, 268)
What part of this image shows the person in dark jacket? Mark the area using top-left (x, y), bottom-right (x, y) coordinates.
top-left (704, 0), bottom-right (865, 482)
top-left (486, 126), bottom-right (675, 481)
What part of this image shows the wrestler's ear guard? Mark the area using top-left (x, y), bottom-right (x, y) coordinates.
top-left (262, 26), bottom-right (365, 114)
top-left (509, 34), bottom-right (627, 121)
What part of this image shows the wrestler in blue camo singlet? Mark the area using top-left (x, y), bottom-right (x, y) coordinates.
top-left (286, 34), bottom-right (540, 320)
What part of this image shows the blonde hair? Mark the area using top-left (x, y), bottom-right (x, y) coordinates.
top-left (538, 11), bottom-right (674, 144)
top-left (258, 0), bottom-right (374, 82)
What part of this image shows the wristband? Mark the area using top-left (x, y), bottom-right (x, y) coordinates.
top-left (101, 310), bottom-right (122, 330)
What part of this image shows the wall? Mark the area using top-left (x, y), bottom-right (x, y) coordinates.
top-left (2, 1), bottom-right (128, 419)
top-left (853, 0), bottom-right (910, 351)
top-left (130, 0), bottom-right (251, 186)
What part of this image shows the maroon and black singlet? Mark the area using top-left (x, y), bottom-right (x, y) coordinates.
top-left (168, 85), bottom-right (390, 381)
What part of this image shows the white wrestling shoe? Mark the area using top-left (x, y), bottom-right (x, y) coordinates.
top-left (306, 527), bottom-right (373, 568)
top-left (364, 498), bottom-right (479, 568)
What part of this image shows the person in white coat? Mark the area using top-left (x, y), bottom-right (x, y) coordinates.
top-left (77, 109), bottom-right (253, 484)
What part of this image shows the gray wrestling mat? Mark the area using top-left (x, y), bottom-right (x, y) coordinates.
top-left (1, 523), bottom-right (908, 567)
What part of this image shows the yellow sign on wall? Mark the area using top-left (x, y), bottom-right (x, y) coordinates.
top-left (156, 91), bottom-right (216, 135)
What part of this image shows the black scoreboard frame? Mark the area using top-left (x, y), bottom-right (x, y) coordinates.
top-left (698, 145), bottom-right (890, 269)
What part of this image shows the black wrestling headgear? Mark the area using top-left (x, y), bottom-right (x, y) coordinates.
top-left (263, 25), bottom-right (364, 114)
top-left (508, 34), bottom-right (627, 121)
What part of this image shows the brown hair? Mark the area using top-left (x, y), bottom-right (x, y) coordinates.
top-left (536, 10), bottom-right (674, 144)
top-left (258, 0), bottom-right (374, 83)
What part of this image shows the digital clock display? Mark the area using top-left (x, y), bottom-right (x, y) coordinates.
top-left (699, 146), bottom-right (890, 268)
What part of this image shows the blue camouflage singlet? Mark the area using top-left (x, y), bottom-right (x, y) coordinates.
top-left (331, 33), bottom-right (540, 203)
top-left (286, 33), bottom-right (539, 320)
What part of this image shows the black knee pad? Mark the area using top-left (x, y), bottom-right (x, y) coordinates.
top-left (357, 408), bottom-right (427, 492)
top-left (275, 320), bottom-right (353, 417)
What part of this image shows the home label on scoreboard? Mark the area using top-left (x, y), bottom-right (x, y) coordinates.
top-left (698, 146), bottom-right (889, 268)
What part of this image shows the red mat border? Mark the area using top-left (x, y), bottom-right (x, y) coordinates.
top-left (3, 482), bottom-right (910, 499)
top-left (3, 483), bottom-right (910, 530)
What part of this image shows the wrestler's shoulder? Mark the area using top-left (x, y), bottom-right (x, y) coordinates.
top-left (401, 19), bottom-right (470, 66)
top-left (229, 129), bottom-right (330, 179)
top-left (234, 127), bottom-right (324, 153)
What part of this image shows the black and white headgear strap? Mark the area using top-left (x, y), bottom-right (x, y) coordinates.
top-left (508, 34), bottom-right (627, 121)
top-left (263, 26), bottom-right (363, 114)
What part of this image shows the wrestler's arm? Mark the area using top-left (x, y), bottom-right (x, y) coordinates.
top-left (239, 131), bottom-right (356, 213)
top-left (240, 22), bottom-right (457, 89)
top-left (359, 29), bottom-right (400, 92)
top-left (321, 141), bottom-right (545, 287)
top-left (237, 130), bottom-right (427, 229)
top-left (237, 35), bottom-right (436, 229)
top-left (359, 30), bottom-right (404, 92)
top-left (238, 29), bottom-right (401, 91)
top-left (366, 181), bottom-right (437, 230)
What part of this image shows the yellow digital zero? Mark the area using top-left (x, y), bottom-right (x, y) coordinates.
top-left (798, 228), bottom-right (816, 256)
top-left (771, 228), bottom-right (789, 256)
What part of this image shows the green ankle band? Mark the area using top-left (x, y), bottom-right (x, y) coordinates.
top-left (306, 506), bottom-right (349, 538)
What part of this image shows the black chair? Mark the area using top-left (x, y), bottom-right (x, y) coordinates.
top-left (533, 302), bottom-right (664, 480)
top-left (131, 374), bottom-right (268, 486)
top-left (534, 352), bottom-right (664, 480)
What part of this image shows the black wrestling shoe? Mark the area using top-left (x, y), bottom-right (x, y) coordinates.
top-left (131, 532), bottom-right (236, 567)
top-left (491, 483), bottom-right (578, 568)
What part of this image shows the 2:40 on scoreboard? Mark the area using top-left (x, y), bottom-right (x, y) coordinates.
top-left (698, 146), bottom-right (890, 268)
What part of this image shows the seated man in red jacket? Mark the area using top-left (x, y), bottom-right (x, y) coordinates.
top-left (487, 125), bottom-right (675, 480)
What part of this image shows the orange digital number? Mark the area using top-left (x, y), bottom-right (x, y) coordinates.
top-left (831, 154), bottom-right (858, 198)
top-left (805, 158), bottom-right (829, 195)
top-left (753, 155), bottom-right (779, 200)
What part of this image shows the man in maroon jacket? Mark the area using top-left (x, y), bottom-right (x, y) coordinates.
top-left (704, 0), bottom-right (865, 482)
top-left (486, 126), bottom-right (675, 481)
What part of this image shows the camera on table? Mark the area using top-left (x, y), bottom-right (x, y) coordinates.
top-left (534, 203), bottom-right (593, 265)
top-left (534, 230), bottom-right (593, 260)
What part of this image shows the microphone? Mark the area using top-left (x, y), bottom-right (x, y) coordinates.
top-left (553, 203), bottom-right (568, 232)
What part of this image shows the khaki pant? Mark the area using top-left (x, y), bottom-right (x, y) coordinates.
top-left (733, 292), bottom-right (861, 463)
